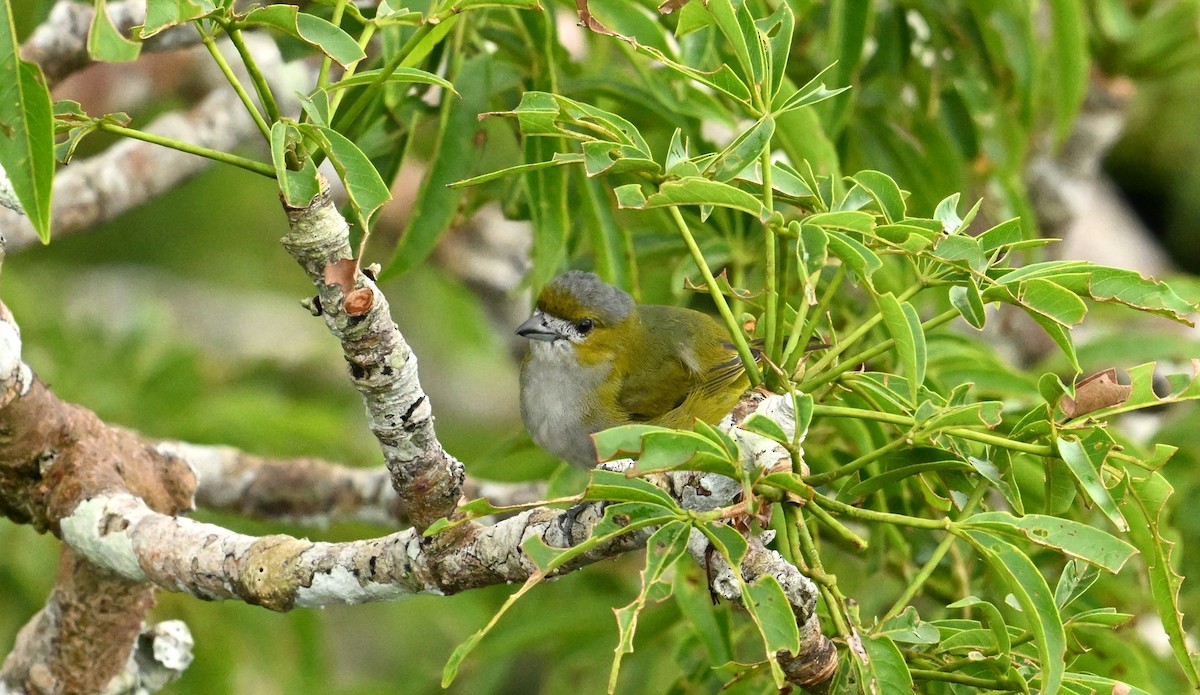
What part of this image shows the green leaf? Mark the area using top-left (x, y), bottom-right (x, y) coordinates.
top-left (609, 521), bottom-right (691, 693)
top-left (803, 210), bottom-right (875, 234)
top-left (89, 0), bottom-right (142, 62)
top-left (702, 521), bottom-right (748, 568)
top-left (1084, 267), bottom-right (1197, 325)
top-left (740, 413), bottom-right (791, 449)
top-left (527, 135), bottom-right (570, 288)
top-left (241, 6), bottom-right (366, 68)
top-left (850, 170), bottom-right (905, 223)
top-left (385, 55), bottom-right (491, 278)
top-left (877, 293), bottom-right (926, 402)
top-left (0, 9), bottom-right (54, 242)
top-left (327, 67), bottom-right (457, 94)
top-left (1056, 433), bottom-right (1129, 532)
top-left (1118, 470), bottom-right (1200, 686)
top-left (299, 124), bottom-right (390, 231)
top-left (775, 62), bottom-right (850, 113)
top-left (581, 141), bottom-right (661, 177)
top-left (450, 152), bottom-right (584, 189)
top-left (977, 218), bottom-right (1023, 253)
top-left (744, 575), bottom-right (802, 661)
top-left (949, 281), bottom-right (987, 329)
top-left (617, 177), bottom-right (768, 221)
top-left (635, 430), bottom-right (733, 474)
top-left (270, 122), bottom-right (321, 208)
top-left (759, 1), bottom-right (794, 99)
top-left (706, 116), bottom-right (775, 183)
top-left (961, 529), bottom-right (1065, 693)
top-left (634, 44), bottom-right (752, 104)
top-left (1055, 559), bottom-right (1100, 610)
top-left (584, 470), bottom-right (681, 510)
top-left (961, 512), bottom-right (1136, 574)
top-left (592, 424), bottom-right (666, 461)
top-left (579, 172), bottom-right (633, 290)
top-left (825, 230), bottom-right (882, 288)
top-left (702, 0), bottom-right (761, 91)
top-left (860, 634), bottom-right (913, 693)
top-left (947, 597), bottom-right (1010, 656)
top-left (931, 235), bottom-right (988, 273)
top-left (1045, 0), bottom-right (1088, 142)
top-left (141, 0), bottom-right (217, 38)
top-left (503, 91), bottom-right (650, 154)
top-left (877, 607), bottom-right (940, 644)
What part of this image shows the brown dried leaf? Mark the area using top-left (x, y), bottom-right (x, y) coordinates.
top-left (1062, 368), bottom-right (1132, 418)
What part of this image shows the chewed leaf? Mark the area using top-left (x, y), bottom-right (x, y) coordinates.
top-left (1056, 432), bottom-right (1128, 532)
top-left (961, 512), bottom-right (1136, 573)
top-left (1119, 471), bottom-right (1200, 686)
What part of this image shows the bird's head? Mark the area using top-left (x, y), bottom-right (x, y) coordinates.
top-left (516, 271), bottom-right (636, 364)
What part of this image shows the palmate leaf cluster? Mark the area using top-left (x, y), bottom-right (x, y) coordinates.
top-left (4, 0), bottom-right (1200, 693)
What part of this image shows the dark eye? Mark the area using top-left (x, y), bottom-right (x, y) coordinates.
top-left (576, 318), bottom-right (594, 335)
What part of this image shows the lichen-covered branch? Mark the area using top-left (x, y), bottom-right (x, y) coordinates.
top-left (280, 185), bottom-right (466, 532)
top-left (154, 439), bottom-right (545, 527)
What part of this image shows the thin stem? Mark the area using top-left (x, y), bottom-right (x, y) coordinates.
top-left (96, 122), bottom-right (276, 178)
top-left (800, 308), bottom-right (959, 392)
top-left (328, 24), bottom-right (378, 115)
top-left (317, 0), bottom-right (349, 89)
top-left (806, 499), bottom-right (867, 549)
top-left (789, 505), bottom-right (852, 638)
top-left (812, 490), bottom-right (947, 530)
top-left (810, 403), bottom-right (1054, 456)
top-left (783, 265), bottom-right (844, 375)
top-left (803, 437), bottom-right (907, 485)
top-left (882, 481), bottom-right (989, 620)
top-left (910, 669), bottom-right (1016, 690)
top-left (806, 284), bottom-right (922, 376)
top-left (334, 22), bottom-right (436, 131)
top-left (224, 24), bottom-right (282, 124)
top-left (762, 149), bottom-right (779, 373)
top-left (197, 26), bottom-right (272, 141)
top-left (669, 206), bottom-right (763, 386)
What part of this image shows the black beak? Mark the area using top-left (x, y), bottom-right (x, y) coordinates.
top-left (516, 314), bottom-right (560, 342)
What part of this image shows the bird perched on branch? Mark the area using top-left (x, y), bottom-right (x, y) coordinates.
top-left (516, 270), bottom-right (754, 468)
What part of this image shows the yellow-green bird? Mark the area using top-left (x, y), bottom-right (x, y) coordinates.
top-left (517, 270), bottom-right (752, 468)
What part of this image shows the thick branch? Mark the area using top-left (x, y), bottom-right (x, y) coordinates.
top-left (280, 184), bottom-right (465, 532)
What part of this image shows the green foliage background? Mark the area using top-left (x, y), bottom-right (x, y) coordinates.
top-left (4, 0), bottom-right (1200, 693)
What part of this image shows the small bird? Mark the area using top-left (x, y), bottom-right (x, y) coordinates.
top-left (516, 270), bottom-right (753, 468)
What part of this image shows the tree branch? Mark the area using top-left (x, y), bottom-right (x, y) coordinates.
top-left (20, 0), bottom-right (201, 87)
top-left (154, 439), bottom-right (545, 527)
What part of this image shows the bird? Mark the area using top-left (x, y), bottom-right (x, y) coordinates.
top-left (516, 270), bottom-right (753, 468)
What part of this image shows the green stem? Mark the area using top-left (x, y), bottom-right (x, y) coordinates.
top-left (810, 403), bottom-right (1054, 456)
top-left (782, 265), bottom-right (844, 375)
top-left (910, 669), bottom-right (1016, 690)
top-left (197, 26), bottom-right (272, 141)
top-left (317, 0), bottom-right (348, 89)
top-left (224, 24), bottom-right (282, 124)
top-left (806, 284), bottom-right (922, 376)
top-left (669, 206), bottom-right (763, 386)
top-left (803, 437), bottom-right (907, 485)
top-left (800, 308), bottom-right (959, 392)
top-left (812, 490), bottom-right (947, 530)
top-left (334, 22), bottom-right (436, 131)
top-left (327, 24), bottom-right (378, 114)
top-left (761, 149), bottom-right (779, 374)
top-left (789, 505), bottom-right (853, 638)
top-left (882, 481), bottom-right (989, 620)
top-left (96, 122), bottom-right (276, 178)
top-left (806, 499), bottom-right (867, 549)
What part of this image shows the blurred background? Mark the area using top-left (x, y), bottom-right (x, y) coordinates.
top-left (6, 0), bottom-right (1200, 693)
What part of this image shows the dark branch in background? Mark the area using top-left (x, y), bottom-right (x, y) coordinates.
top-left (20, 0), bottom-right (201, 87)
